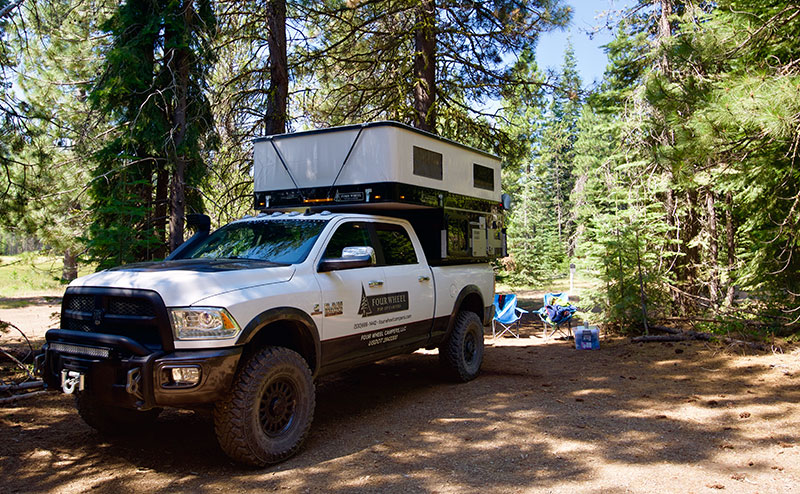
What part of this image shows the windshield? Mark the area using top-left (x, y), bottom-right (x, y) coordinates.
top-left (178, 219), bottom-right (328, 264)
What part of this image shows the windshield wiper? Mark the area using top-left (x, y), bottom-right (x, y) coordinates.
top-left (220, 257), bottom-right (291, 266)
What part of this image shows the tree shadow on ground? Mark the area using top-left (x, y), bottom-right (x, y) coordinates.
top-left (1, 337), bottom-right (798, 493)
top-left (0, 296), bottom-right (62, 310)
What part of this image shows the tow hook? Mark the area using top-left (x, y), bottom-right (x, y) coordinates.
top-left (61, 370), bottom-right (84, 394)
top-left (126, 368), bottom-right (144, 401)
top-left (33, 353), bottom-right (45, 377)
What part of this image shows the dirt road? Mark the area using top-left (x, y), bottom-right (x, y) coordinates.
top-left (2, 325), bottom-right (799, 493)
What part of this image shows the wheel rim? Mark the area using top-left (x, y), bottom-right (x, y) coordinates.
top-left (464, 330), bottom-right (476, 363)
top-left (259, 377), bottom-right (297, 437)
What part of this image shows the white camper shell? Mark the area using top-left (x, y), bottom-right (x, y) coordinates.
top-left (253, 121), bottom-right (507, 263)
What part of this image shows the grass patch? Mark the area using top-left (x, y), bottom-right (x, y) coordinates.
top-left (0, 253), bottom-right (94, 297)
top-left (496, 275), bottom-right (598, 300)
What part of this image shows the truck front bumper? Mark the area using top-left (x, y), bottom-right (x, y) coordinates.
top-left (36, 329), bottom-right (242, 410)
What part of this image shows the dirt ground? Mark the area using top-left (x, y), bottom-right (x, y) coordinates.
top-left (1, 297), bottom-right (799, 493)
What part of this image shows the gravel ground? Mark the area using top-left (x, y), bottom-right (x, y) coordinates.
top-left (1, 298), bottom-right (799, 493)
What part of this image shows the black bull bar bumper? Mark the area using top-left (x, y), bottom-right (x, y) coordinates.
top-left (37, 329), bottom-right (242, 410)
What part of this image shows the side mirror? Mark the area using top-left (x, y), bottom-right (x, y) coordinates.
top-left (342, 246), bottom-right (376, 263)
top-left (318, 246), bottom-right (376, 272)
top-left (501, 193), bottom-right (512, 210)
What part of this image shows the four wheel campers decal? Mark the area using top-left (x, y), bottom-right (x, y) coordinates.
top-left (360, 325), bottom-right (407, 347)
top-left (357, 286), bottom-right (409, 317)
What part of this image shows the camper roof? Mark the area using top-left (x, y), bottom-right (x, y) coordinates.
top-left (253, 121), bottom-right (502, 209)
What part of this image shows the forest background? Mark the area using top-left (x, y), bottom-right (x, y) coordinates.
top-left (0, 0), bottom-right (797, 338)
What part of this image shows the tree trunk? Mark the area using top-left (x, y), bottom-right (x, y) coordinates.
top-left (265, 0), bottom-right (288, 135)
top-left (657, 0), bottom-right (673, 74)
top-left (555, 161), bottom-right (562, 241)
top-left (664, 185), bottom-right (683, 310)
top-left (62, 249), bottom-right (78, 282)
top-left (724, 191), bottom-right (737, 307)
top-left (685, 187), bottom-right (701, 296)
top-left (136, 157), bottom-right (154, 261)
top-left (169, 160), bottom-right (186, 252)
top-left (706, 189), bottom-right (719, 306)
top-left (153, 163), bottom-right (169, 259)
top-left (167, 1), bottom-right (193, 252)
top-left (413, 0), bottom-right (436, 132)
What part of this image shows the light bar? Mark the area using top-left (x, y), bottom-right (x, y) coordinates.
top-left (49, 342), bottom-right (111, 359)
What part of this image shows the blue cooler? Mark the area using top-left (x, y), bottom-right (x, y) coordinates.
top-left (574, 326), bottom-right (599, 350)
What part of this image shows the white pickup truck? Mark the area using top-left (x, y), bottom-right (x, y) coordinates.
top-left (37, 122), bottom-right (505, 466)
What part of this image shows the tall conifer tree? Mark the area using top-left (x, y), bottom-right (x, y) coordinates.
top-left (90, 0), bottom-right (217, 267)
top-left (298, 0), bottom-right (571, 143)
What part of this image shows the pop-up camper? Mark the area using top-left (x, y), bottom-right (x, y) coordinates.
top-left (253, 121), bottom-right (507, 263)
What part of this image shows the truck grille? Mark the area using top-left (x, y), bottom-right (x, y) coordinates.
top-left (61, 289), bottom-right (170, 351)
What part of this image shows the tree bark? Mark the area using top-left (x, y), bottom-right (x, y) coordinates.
top-left (657, 0), bottom-right (673, 74)
top-left (706, 189), bottom-right (719, 306)
top-left (167, 1), bottom-right (193, 252)
top-left (724, 191), bottom-right (737, 307)
top-left (62, 249), bottom-right (78, 282)
top-left (413, 0), bottom-right (436, 132)
top-left (153, 163), bottom-right (169, 259)
top-left (685, 187), bottom-right (701, 295)
top-left (265, 0), bottom-right (288, 135)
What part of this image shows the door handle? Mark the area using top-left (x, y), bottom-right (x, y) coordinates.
top-left (418, 276), bottom-right (430, 282)
top-left (368, 280), bottom-right (384, 287)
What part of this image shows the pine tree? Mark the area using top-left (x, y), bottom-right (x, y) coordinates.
top-left (5, 0), bottom-right (115, 280)
top-left (298, 0), bottom-right (572, 142)
top-left (89, 0), bottom-right (217, 268)
top-left (537, 42), bottom-right (582, 257)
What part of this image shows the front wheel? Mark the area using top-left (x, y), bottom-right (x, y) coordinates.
top-left (214, 346), bottom-right (315, 466)
top-left (439, 311), bottom-right (485, 382)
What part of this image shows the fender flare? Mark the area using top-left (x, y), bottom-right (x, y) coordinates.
top-left (442, 285), bottom-right (485, 341)
top-left (236, 307), bottom-right (321, 376)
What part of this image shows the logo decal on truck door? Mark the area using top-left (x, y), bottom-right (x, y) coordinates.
top-left (357, 286), bottom-right (409, 317)
top-left (324, 301), bottom-right (343, 317)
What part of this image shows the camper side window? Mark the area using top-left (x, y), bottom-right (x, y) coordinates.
top-left (375, 223), bottom-right (418, 265)
top-left (473, 163), bottom-right (494, 191)
top-left (413, 146), bottom-right (443, 180)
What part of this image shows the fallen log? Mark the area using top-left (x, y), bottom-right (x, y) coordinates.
top-left (0, 390), bottom-right (48, 405)
top-left (723, 337), bottom-right (769, 351)
top-left (631, 330), bottom-right (712, 343)
top-left (649, 325), bottom-right (682, 335)
top-left (0, 380), bottom-right (43, 393)
top-left (661, 316), bottom-right (790, 327)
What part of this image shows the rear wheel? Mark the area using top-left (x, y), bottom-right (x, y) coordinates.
top-left (75, 392), bottom-right (161, 435)
top-left (439, 311), bottom-right (485, 382)
top-left (214, 346), bottom-right (315, 466)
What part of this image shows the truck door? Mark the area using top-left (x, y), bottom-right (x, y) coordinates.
top-left (315, 221), bottom-right (388, 365)
top-left (373, 222), bottom-right (435, 351)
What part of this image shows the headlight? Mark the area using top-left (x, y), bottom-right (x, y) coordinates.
top-left (169, 307), bottom-right (241, 340)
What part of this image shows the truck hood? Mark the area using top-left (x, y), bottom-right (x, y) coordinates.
top-left (69, 259), bottom-right (296, 307)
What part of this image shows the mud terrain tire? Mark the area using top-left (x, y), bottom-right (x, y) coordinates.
top-left (440, 311), bottom-right (484, 382)
top-left (214, 346), bottom-right (315, 466)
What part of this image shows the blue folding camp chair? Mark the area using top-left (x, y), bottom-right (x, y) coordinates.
top-left (536, 292), bottom-right (577, 341)
top-left (492, 294), bottom-right (528, 338)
